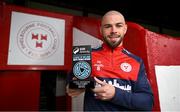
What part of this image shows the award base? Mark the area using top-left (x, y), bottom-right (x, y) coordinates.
top-left (69, 78), bottom-right (95, 89)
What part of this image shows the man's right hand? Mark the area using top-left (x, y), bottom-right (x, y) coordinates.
top-left (66, 84), bottom-right (85, 97)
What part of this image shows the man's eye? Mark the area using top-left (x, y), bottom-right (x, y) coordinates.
top-left (116, 24), bottom-right (123, 27)
top-left (104, 25), bottom-right (111, 28)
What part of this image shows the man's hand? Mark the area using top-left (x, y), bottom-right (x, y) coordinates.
top-left (92, 77), bottom-right (115, 101)
top-left (66, 84), bottom-right (85, 97)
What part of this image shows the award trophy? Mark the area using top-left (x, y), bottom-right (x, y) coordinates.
top-left (69, 45), bottom-right (94, 89)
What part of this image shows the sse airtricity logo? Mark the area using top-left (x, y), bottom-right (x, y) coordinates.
top-left (73, 61), bottom-right (91, 79)
top-left (73, 47), bottom-right (79, 54)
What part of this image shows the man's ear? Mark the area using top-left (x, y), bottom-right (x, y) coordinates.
top-left (99, 26), bottom-right (102, 36)
top-left (124, 24), bottom-right (128, 35)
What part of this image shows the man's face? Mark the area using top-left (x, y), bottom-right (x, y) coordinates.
top-left (101, 13), bottom-right (127, 49)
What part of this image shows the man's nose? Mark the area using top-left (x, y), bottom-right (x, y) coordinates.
top-left (110, 30), bottom-right (117, 35)
top-left (111, 26), bottom-right (117, 34)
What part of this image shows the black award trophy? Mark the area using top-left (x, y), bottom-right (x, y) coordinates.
top-left (69, 45), bottom-right (94, 89)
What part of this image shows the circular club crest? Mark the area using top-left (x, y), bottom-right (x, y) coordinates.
top-left (120, 62), bottom-right (132, 72)
top-left (73, 61), bottom-right (91, 80)
top-left (17, 21), bottom-right (59, 59)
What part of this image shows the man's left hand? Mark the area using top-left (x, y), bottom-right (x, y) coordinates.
top-left (92, 77), bottom-right (115, 101)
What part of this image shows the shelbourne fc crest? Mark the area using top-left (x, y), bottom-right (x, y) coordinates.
top-left (17, 21), bottom-right (59, 59)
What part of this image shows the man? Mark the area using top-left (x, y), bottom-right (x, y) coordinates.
top-left (67, 10), bottom-right (154, 111)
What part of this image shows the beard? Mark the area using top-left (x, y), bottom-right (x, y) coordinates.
top-left (103, 33), bottom-right (124, 49)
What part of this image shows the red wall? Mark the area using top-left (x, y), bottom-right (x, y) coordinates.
top-left (145, 31), bottom-right (180, 111)
top-left (119, 22), bottom-right (180, 111)
top-left (0, 71), bottom-right (40, 110)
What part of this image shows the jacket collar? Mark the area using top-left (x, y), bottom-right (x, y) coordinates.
top-left (102, 43), bottom-right (124, 52)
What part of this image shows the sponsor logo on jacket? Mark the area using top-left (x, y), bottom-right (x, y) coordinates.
top-left (95, 79), bottom-right (132, 92)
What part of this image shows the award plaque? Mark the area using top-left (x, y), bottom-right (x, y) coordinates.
top-left (69, 45), bottom-right (94, 89)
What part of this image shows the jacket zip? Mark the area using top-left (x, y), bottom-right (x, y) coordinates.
top-left (111, 49), bottom-right (114, 70)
